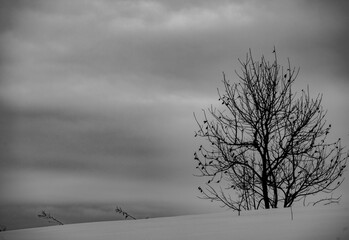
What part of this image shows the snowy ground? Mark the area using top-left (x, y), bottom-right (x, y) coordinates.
top-left (1, 205), bottom-right (348, 240)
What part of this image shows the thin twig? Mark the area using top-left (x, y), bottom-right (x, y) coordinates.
top-left (38, 210), bottom-right (64, 225)
top-left (115, 206), bottom-right (137, 220)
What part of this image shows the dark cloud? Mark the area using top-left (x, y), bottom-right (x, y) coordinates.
top-left (0, 101), bottom-right (15, 167)
top-left (289, 0), bottom-right (349, 81)
top-left (2, 105), bottom-right (181, 181)
top-left (297, 0), bottom-right (349, 17)
top-left (0, 0), bottom-right (44, 69)
top-left (0, 0), bottom-right (42, 33)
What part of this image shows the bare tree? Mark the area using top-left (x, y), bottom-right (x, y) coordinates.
top-left (194, 49), bottom-right (348, 212)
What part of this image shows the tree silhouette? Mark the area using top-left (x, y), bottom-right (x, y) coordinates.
top-left (194, 49), bottom-right (348, 212)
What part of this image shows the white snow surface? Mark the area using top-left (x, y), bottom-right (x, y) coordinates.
top-left (1, 205), bottom-right (348, 240)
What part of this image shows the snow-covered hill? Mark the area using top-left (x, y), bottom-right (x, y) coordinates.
top-left (1, 205), bottom-right (348, 240)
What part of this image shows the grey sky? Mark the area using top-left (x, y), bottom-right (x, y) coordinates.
top-left (1, 0), bottom-right (348, 230)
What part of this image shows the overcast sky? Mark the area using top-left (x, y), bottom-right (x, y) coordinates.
top-left (1, 0), bottom-right (349, 230)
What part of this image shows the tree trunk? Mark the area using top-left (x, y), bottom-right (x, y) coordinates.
top-left (262, 173), bottom-right (270, 209)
